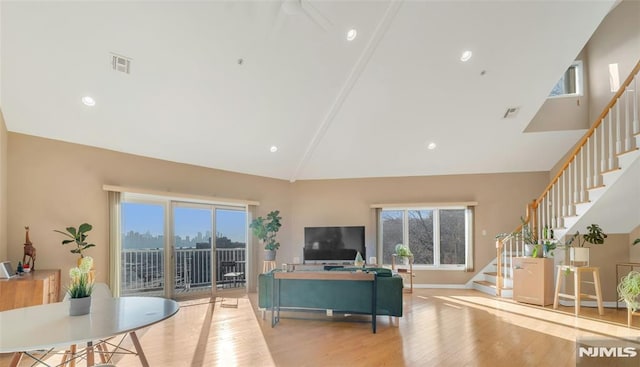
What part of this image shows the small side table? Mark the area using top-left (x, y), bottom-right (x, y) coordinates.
top-left (262, 261), bottom-right (276, 273)
top-left (553, 265), bottom-right (604, 316)
top-left (391, 255), bottom-right (413, 293)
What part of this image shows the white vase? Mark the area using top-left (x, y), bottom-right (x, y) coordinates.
top-left (69, 296), bottom-right (92, 316)
top-left (570, 247), bottom-right (590, 267)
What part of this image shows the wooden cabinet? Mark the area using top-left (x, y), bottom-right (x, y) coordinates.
top-left (0, 269), bottom-right (61, 311)
top-left (513, 258), bottom-right (554, 306)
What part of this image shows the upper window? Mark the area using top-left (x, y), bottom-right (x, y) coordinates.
top-left (379, 206), bottom-right (472, 269)
top-left (548, 61), bottom-right (583, 98)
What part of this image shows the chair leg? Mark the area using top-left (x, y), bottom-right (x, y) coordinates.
top-left (96, 342), bottom-right (109, 363)
top-left (69, 344), bottom-right (77, 367)
top-left (9, 352), bottom-right (23, 367)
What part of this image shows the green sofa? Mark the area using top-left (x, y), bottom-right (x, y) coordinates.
top-left (258, 268), bottom-right (404, 317)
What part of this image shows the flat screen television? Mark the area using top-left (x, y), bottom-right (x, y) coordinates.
top-left (303, 226), bottom-right (365, 263)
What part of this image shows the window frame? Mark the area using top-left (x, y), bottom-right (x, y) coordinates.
top-left (378, 205), bottom-right (473, 271)
top-left (547, 60), bottom-right (584, 99)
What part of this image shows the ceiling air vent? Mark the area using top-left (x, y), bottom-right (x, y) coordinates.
top-left (111, 54), bottom-right (131, 74)
top-left (503, 106), bottom-right (520, 119)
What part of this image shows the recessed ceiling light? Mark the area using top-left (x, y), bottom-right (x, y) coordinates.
top-left (81, 96), bottom-right (96, 106)
top-left (346, 29), bottom-right (357, 41)
top-left (460, 50), bottom-right (473, 62)
top-left (427, 142), bottom-right (437, 150)
top-left (270, 146), bottom-right (278, 153)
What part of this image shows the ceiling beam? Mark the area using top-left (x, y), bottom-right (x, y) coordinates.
top-left (288, 0), bottom-right (404, 182)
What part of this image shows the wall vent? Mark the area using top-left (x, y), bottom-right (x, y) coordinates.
top-left (111, 53), bottom-right (131, 74)
top-left (503, 106), bottom-right (520, 119)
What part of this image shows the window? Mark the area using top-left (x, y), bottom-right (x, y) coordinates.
top-left (379, 206), bottom-right (472, 269)
top-left (548, 61), bottom-right (583, 98)
top-left (117, 193), bottom-right (248, 298)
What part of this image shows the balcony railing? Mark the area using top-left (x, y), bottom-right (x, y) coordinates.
top-left (121, 247), bottom-right (246, 296)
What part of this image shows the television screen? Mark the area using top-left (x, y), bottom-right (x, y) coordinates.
top-left (303, 226), bottom-right (365, 263)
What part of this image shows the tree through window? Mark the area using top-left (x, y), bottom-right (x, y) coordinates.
top-left (380, 207), bottom-right (471, 268)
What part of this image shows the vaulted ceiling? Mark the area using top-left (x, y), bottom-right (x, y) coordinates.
top-left (0, 0), bottom-right (617, 181)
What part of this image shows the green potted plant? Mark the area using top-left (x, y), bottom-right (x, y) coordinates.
top-left (395, 244), bottom-right (413, 265)
top-left (250, 210), bottom-right (282, 261)
top-left (67, 256), bottom-right (94, 316)
top-left (54, 223), bottom-right (95, 258)
top-left (519, 220), bottom-right (543, 258)
top-left (565, 224), bottom-right (607, 266)
top-left (618, 270), bottom-right (640, 325)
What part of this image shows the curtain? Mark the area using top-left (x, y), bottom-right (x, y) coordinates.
top-left (247, 205), bottom-right (257, 292)
top-left (108, 191), bottom-right (122, 296)
top-left (465, 206), bottom-right (474, 272)
top-left (373, 208), bottom-right (381, 265)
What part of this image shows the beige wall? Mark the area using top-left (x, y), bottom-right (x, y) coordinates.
top-left (0, 111), bottom-right (7, 260)
top-left (526, 49), bottom-right (590, 134)
top-left (290, 172), bottom-right (549, 285)
top-left (629, 225), bottom-right (640, 262)
top-left (7, 133), bottom-right (291, 293)
top-left (587, 0), bottom-right (640, 123)
top-left (590, 234), bottom-right (630, 302)
top-left (8, 133), bottom-right (551, 290)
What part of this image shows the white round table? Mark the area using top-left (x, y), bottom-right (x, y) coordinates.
top-left (0, 296), bottom-right (179, 366)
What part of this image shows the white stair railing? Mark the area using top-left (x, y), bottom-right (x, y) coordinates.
top-left (496, 60), bottom-right (640, 296)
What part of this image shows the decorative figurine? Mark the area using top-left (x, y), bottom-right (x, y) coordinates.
top-left (23, 226), bottom-right (37, 270)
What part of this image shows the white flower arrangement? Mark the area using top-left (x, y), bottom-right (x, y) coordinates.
top-left (68, 256), bottom-right (94, 299)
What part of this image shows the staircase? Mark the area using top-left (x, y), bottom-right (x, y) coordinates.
top-left (472, 60), bottom-right (640, 297)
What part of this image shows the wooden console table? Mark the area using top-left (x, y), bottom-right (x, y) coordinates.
top-left (272, 271), bottom-right (378, 333)
top-left (0, 269), bottom-right (60, 311)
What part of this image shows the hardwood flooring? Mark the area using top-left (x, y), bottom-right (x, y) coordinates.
top-left (2, 288), bottom-right (640, 367)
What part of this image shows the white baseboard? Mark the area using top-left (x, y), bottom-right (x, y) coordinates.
top-left (557, 299), bottom-right (621, 308)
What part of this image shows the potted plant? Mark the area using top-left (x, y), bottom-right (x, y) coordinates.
top-left (54, 223), bottom-right (95, 258)
top-left (618, 270), bottom-right (640, 325)
top-left (565, 224), bottom-right (607, 267)
top-left (250, 210), bottom-right (282, 261)
top-left (67, 256), bottom-right (94, 316)
top-left (519, 220), bottom-right (542, 258)
top-left (395, 244), bottom-right (413, 265)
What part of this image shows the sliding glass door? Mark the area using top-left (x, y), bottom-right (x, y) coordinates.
top-left (121, 201), bottom-right (167, 297)
top-left (173, 203), bottom-right (214, 298)
top-left (119, 196), bottom-right (247, 299)
top-left (214, 208), bottom-right (247, 292)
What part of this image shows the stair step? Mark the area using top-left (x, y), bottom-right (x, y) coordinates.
top-left (484, 271), bottom-right (511, 278)
top-left (473, 280), bottom-right (512, 291)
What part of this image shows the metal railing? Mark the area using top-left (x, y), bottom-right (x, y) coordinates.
top-left (121, 247), bottom-right (246, 296)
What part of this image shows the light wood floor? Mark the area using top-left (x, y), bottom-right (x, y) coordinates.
top-left (3, 288), bottom-right (640, 367)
